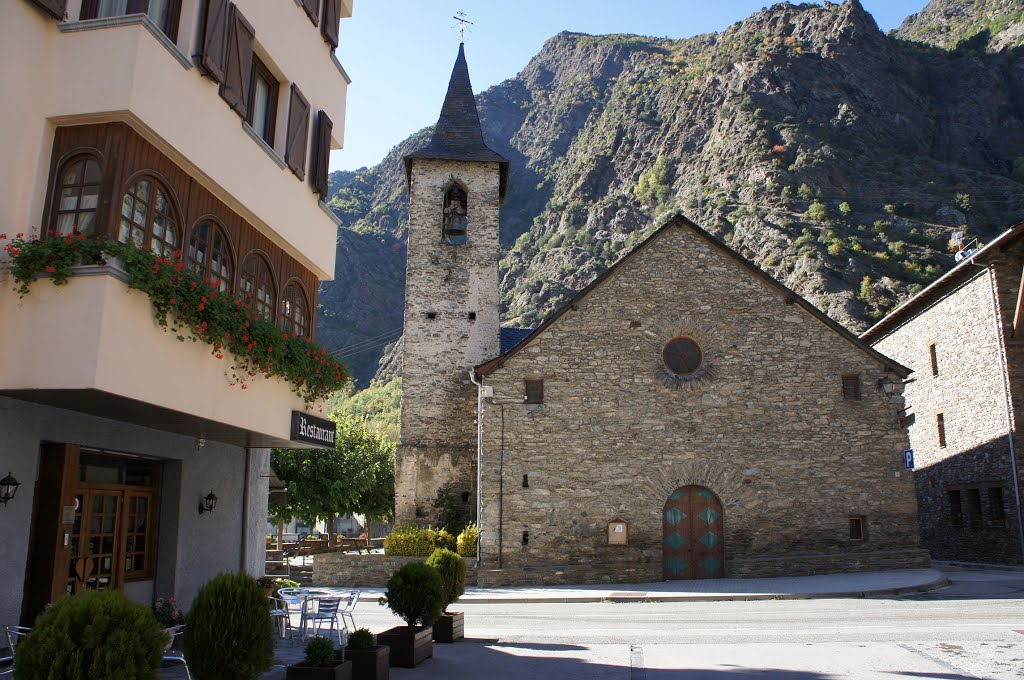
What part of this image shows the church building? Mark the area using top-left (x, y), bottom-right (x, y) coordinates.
top-left (397, 44), bottom-right (930, 584)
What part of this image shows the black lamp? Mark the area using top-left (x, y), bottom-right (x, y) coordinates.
top-left (0, 472), bottom-right (20, 506)
top-left (198, 491), bottom-right (218, 515)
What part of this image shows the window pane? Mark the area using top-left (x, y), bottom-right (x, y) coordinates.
top-left (97, 0), bottom-right (130, 17)
top-left (57, 213), bottom-right (76, 234)
top-left (64, 160), bottom-right (83, 184)
top-left (80, 186), bottom-right (100, 210)
top-left (253, 77), bottom-right (270, 138)
top-left (83, 159), bottom-right (102, 183)
top-left (148, 0), bottom-right (169, 29)
top-left (77, 212), bottom-right (95, 233)
top-left (60, 188), bottom-right (80, 211)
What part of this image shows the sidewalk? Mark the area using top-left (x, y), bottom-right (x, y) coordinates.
top-left (326, 567), bottom-right (949, 604)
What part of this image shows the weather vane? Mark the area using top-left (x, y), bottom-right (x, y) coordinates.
top-left (453, 10), bottom-right (474, 43)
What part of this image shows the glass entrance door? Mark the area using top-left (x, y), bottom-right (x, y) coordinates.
top-left (67, 491), bottom-right (123, 594)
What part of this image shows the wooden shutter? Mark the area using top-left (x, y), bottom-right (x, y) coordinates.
top-left (285, 85), bottom-right (311, 180)
top-left (321, 0), bottom-right (340, 48)
top-left (302, 0), bottom-right (319, 26)
top-left (219, 4), bottom-right (255, 119)
top-left (198, 0), bottom-right (230, 83)
top-left (27, 0), bottom-right (67, 19)
top-left (311, 110), bottom-right (333, 199)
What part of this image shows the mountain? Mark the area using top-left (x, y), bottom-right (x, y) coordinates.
top-left (895, 0), bottom-right (1024, 50)
top-left (318, 0), bottom-right (1024, 385)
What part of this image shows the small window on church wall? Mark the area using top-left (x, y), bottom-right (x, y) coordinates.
top-left (663, 337), bottom-right (702, 376)
top-left (442, 185), bottom-right (468, 245)
top-left (848, 516), bottom-right (865, 541)
top-left (524, 379), bottom-right (544, 404)
top-left (842, 375), bottom-right (861, 400)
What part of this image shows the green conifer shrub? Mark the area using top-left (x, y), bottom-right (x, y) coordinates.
top-left (14, 590), bottom-right (165, 680)
top-left (347, 628), bottom-right (375, 650)
top-left (378, 562), bottom-right (446, 628)
top-left (183, 572), bottom-right (274, 680)
top-left (426, 548), bottom-right (466, 612)
top-left (303, 636), bottom-right (337, 667)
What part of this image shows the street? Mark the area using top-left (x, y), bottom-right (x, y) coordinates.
top-left (345, 568), bottom-right (1024, 679)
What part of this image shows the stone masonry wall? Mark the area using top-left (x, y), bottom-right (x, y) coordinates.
top-left (874, 258), bottom-right (1023, 564)
top-left (478, 224), bottom-right (925, 581)
top-left (314, 553), bottom-right (478, 587)
top-left (396, 159), bottom-right (502, 524)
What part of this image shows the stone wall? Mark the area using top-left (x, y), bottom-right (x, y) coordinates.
top-left (314, 553), bottom-right (478, 587)
top-left (478, 223), bottom-right (922, 582)
top-left (873, 252), bottom-right (1024, 564)
top-left (396, 158), bottom-right (502, 525)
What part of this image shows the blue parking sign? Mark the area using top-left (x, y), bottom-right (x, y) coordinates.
top-left (904, 449), bottom-right (914, 470)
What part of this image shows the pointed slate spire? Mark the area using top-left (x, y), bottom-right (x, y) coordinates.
top-left (405, 44), bottom-right (510, 202)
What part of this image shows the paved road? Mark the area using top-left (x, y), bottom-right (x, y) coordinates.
top-left (330, 568), bottom-right (1024, 680)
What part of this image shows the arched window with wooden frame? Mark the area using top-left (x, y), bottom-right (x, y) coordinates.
top-left (187, 220), bottom-right (234, 292)
top-left (442, 183), bottom-right (469, 245)
top-left (278, 281), bottom-right (310, 338)
top-left (52, 154), bottom-right (103, 236)
top-left (239, 254), bottom-right (275, 320)
top-left (118, 175), bottom-right (180, 258)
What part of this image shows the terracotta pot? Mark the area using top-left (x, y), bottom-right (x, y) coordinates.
top-left (346, 645), bottom-right (390, 680)
top-left (376, 625), bottom-right (433, 668)
top-left (432, 611), bottom-right (464, 643)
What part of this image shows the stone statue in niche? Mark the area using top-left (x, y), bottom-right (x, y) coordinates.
top-left (443, 185), bottom-right (469, 245)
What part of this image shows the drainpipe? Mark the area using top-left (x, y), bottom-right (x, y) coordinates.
top-left (979, 262), bottom-right (1024, 562)
top-left (240, 448), bottom-right (251, 573)
top-left (468, 370), bottom-right (484, 568)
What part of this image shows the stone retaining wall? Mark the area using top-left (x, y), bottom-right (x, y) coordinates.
top-left (476, 549), bottom-right (931, 587)
top-left (314, 553), bottom-right (479, 587)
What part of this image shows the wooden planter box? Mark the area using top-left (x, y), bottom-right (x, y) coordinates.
top-left (376, 625), bottom-right (432, 668)
top-left (285, 659), bottom-right (352, 680)
top-left (432, 612), bottom-right (464, 643)
top-left (346, 645), bottom-right (390, 680)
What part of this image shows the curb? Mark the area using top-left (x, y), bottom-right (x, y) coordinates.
top-left (353, 575), bottom-right (951, 605)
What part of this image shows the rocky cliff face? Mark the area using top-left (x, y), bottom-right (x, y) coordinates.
top-left (320, 0), bottom-right (1024, 385)
top-left (895, 0), bottom-right (1024, 50)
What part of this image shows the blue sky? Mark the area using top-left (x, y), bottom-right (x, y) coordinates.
top-left (331, 1), bottom-right (931, 172)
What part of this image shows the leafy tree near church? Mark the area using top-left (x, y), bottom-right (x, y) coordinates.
top-left (270, 412), bottom-right (395, 541)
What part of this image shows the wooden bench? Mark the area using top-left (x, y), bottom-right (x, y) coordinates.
top-left (335, 536), bottom-right (371, 553)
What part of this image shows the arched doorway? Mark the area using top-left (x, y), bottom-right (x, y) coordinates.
top-left (662, 485), bottom-right (724, 579)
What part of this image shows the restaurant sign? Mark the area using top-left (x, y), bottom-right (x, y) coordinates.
top-left (290, 411), bottom-right (336, 448)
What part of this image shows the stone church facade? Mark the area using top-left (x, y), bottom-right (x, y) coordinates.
top-left (863, 224), bottom-right (1024, 565)
top-left (397, 45), bottom-right (930, 583)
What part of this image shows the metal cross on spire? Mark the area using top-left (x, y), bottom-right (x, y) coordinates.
top-left (453, 10), bottom-right (474, 43)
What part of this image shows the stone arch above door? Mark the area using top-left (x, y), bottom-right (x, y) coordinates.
top-left (662, 485), bottom-right (725, 580)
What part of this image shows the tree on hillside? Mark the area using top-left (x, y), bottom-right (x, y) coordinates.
top-left (270, 412), bottom-right (395, 546)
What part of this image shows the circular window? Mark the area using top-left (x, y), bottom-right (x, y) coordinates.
top-left (663, 337), bottom-right (703, 376)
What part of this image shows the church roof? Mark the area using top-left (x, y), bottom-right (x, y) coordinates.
top-left (404, 43), bottom-right (510, 202)
top-left (476, 213), bottom-right (910, 378)
top-left (500, 327), bottom-right (534, 354)
top-left (860, 220), bottom-right (1024, 344)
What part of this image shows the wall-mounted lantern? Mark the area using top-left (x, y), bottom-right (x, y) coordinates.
top-left (878, 377), bottom-right (896, 399)
top-left (198, 491), bottom-right (218, 515)
top-left (0, 472), bottom-right (21, 506)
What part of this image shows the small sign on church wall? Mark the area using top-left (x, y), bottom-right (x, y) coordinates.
top-left (608, 517), bottom-right (629, 545)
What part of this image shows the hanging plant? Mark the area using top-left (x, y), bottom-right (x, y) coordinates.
top-left (2, 230), bottom-right (349, 406)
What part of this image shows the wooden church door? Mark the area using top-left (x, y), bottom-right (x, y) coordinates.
top-left (662, 485), bottom-right (724, 579)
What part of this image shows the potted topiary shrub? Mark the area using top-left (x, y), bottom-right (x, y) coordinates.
top-left (425, 548), bottom-right (466, 643)
top-left (14, 589), bottom-right (166, 679)
top-left (183, 572), bottom-right (275, 680)
top-left (345, 628), bottom-right (389, 680)
top-left (376, 562), bottom-right (445, 668)
top-left (286, 635), bottom-right (352, 680)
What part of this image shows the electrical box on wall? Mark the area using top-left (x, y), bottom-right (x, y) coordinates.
top-left (608, 517), bottom-right (628, 545)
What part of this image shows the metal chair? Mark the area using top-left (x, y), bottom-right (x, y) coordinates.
top-left (1, 626), bottom-right (30, 676)
top-left (161, 625), bottom-right (191, 680)
top-left (276, 588), bottom-right (305, 638)
top-left (337, 590), bottom-right (360, 634)
top-left (268, 596), bottom-right (292, 639)
top-left (301, 597), bottom-right (345, 646)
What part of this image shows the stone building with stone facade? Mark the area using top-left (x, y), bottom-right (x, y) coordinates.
top-left (396, 44), bottom-right (929, 584)
top-left (863, 223), bottom-right (1024, 566)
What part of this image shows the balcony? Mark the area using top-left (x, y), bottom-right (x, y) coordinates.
top-left (0, 269), bottom-right (312, 448)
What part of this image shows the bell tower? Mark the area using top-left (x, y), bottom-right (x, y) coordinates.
top-left (396, 43), bottom-right (509, 525)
